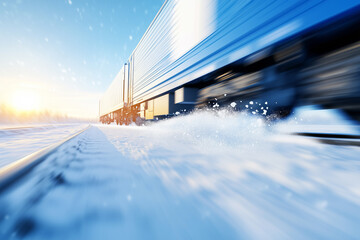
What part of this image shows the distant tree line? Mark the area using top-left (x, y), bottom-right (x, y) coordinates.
top-left (0, 104), bottom-right (95, 124)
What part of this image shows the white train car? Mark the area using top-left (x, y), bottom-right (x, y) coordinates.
top-left (99, 67), bottom-right (126, 124)
top-left (100, 0), bottom-right (360, 124)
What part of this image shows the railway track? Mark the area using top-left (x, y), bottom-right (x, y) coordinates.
top-left (0, 124), bottom-right (357, 193)
top-left (0, 125), bottom-right (160, 239)
top-left (0, 125), bottom-right (90, 193)
top-left (1, 125), bottom-right (357, 194)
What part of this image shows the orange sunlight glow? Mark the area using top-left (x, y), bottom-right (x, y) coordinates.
top-left (10, 90), bottom-right (40, 112)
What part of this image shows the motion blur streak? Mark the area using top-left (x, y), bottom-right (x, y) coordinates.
top-left (170, 0), bottom-right (216, 60)
top-left (0, 109), bottom-right (359, 239)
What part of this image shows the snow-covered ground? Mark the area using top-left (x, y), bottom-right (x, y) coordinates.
top-left (0, 124), bottom-right (88, 168)
top-left (0, 108), bottom-right (359, 239)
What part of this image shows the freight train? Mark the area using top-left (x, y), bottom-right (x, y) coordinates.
top-left (99, 0), bottom-right (360, 125)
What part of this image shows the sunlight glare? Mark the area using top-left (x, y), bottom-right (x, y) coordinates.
top-left (11, 90), bottom-right (40, 112)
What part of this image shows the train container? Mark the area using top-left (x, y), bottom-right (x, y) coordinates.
top-left (100, 0), bottom-right (360, 124)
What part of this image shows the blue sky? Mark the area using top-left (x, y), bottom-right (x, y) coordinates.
top-left (0, 0), bottom-right (164, 118)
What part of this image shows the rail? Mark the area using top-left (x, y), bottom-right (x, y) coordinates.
top-left (0, 125), bottom-right (91, 193)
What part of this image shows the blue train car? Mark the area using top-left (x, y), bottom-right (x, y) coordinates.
top-left (100, 0), bottom-right (360, 124)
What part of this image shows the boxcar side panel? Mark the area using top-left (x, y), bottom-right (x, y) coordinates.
top-left (131, 0), bottom-right (360, 105)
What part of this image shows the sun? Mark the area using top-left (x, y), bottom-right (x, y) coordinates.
top-left (11, 90), bottom-right (40, 112)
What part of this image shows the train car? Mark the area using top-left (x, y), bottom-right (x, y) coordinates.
top-left (99, 66), bottom-right (126, 124)
top-left (100, 0), bottom-right (360, 124)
